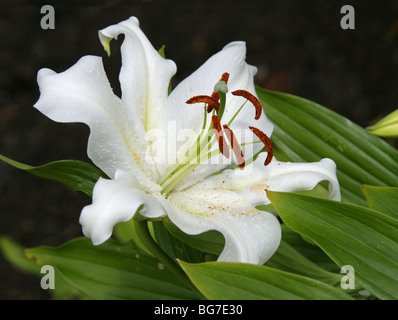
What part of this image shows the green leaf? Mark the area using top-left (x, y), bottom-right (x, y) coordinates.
top-left (0, 153), bottom-right (106, 196)
top-left (266, 240), bottom-right (341, 285)
top-left (0, 236), bottom-right (81, 299)
top-left (179, 260), bottom-right (353, 300)
top-left (25, 237), bottom-right (198, 300)
top-left (115, 217), bottom-right (203, 263)
top-left (152, 220), bottom-right (203, 263)
top-left (166, 216), bottom-right (341, 282)
top-left (164, 217), bottom-right (225, 255)
top-left (0, 236), bottom-right (40, 274)
top-left (268, 191), bottom-right (398, 300)
top-left (114, 218), bottom-right (139, 244)
top-left (256, 88), bottom-right (398, 205)
top-left (280, 225), bottom-right (340, 273)
top-left (113, 218), bottom-right (153, 256)
top-left (362, 185), bottom-right (398, 219)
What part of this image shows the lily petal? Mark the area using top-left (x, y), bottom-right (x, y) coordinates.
top-left (80, 170), bottom-right (165, 245)
top-left (191, 153), bottom-right (341, 205)
top-left (34, 55), bottom-right (155, 180)
top-left (159, 42), bottom-right (273, 188)
top-left (157, 190), bottom-right (281, 264)
top-left (167, 41), bottom-right (272, 146)
top-left (99, 17), bottom-right (177, 132)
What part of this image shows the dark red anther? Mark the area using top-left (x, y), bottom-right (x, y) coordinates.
top-left (232, 90), bottom-right (262, 120)
top-left (249, 127), bottom-right (273, 166)
top-left (220, 72), bottom-right (230, 84)
top-left (186, 95), bottom-right (220, 114)
top-left (209, 92), bottom-right (220, 113)
top-left (223, 124), bottom-right (245, 170)
top-left (212, 115), bottom-right (229, 159)
top-left (211, 91), bottom-right (220, 101)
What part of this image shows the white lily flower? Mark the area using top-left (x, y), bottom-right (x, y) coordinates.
top-left (34, 17), bottom-right (340, 265)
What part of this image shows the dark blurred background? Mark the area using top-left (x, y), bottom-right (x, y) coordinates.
top-left (0, 0), bottom-right (397, 299)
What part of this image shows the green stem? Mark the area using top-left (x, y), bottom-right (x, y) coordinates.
top-left (134, 219), bottom-right (205, 299)
top-left (227, 100), bottom-right (247, 127)
top-left (161, 134), bottom-right (217, 195)
top-left (158, 116), bottom-right (211, 186)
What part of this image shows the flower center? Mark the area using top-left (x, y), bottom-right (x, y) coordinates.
top-left (158, 72), bottom-right (273, 194)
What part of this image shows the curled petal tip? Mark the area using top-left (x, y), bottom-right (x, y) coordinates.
top-left (98, 33), bottom-right (112, 57)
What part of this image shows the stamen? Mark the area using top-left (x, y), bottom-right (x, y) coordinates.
top-left (223, 124), bottom-right (245, 169)
top-left (186, 95), bottom-right (220, 113)
top-left (220, 72), bottom-right (230, 84)
top-left (211, 91), bottom-right (220, 101)
top-left (231, 90), bottom-right (262, 120)
top-left (249, 127), bottom-right (273, 166)
top-left (212, 115), bottom-right (229, 159)
top-left (209, 92), bottom-right (220, 113)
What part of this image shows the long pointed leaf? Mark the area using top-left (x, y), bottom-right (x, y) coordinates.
top-left (0, 153), bottom-right (105, 196)
top-left (362, 185), bottom-right (398, 219)
top-left (268, 191), bottom-right (398, 300)
top-left (179, 260), bottom-right (352, 300)
top-left (257, 88), bottom-right (398, 205)
top-left (266, 241), bottom-right (341, 285)
top-left (25, 237), bottom-right (198, 300)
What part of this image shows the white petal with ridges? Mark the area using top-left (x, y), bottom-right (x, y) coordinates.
top-left (34, 16), bottom-right (342, 267)
top-left (34, 55), bottom-right (155, 180)
top-left (162, 41), bottom-right (273, 153)
top-left (99, 17), bottom-right (177, 132)
top-left (157, 189), bottom-right (281, 264)
top-left (80, 170), bottom-right (165, 245)
top-left (191, 153), bottom-right (341, 205)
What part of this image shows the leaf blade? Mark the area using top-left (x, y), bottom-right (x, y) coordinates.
top-left (0, 153), bottom-right (106, 196)
top-left (362, 185), bottom-right (398, 219)
top-left (256, 88), bottom-right (398, 205)
top-left (25, 237), bottom-right (198, 300)
top-left (266, 240), bottom-right (341, 285)
top-left (268, 191), bottom-right (398, 300)
top-left (179, 260), bottom-right (353, 300)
